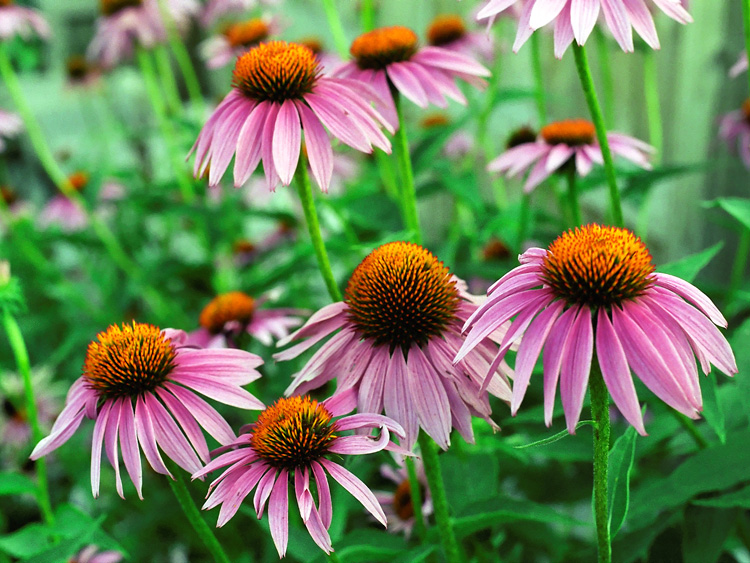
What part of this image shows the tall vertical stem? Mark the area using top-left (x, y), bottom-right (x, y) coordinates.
top-left (742, 0), bottom-right (750, 96)
top-left (156, 0), bottom-right (203, 109)
top-left (590, 364), bottom-right (611, 563)
top-left (404, 457), bottom-right (427, 541)
top-left (393, 94), bottom-right (422, 244)
top-left (294, 158), bottom-right (342, 302)
top-left (572, 43), bottom-right (624, 228)
top-left (417, 433), bottom-right (463, 563)
top-left (153, 45), bottom-right (182, 115)
top-left (530, 33), bottom-right (547, 124)
top-left (322, 0), bottom-right (349, 59)
top-left (2, 310), bottom-right (54, 526)
top-left (595, 30), bottom-right (615, 128)
top-left (360, 0), bottom-right (376, 31)
top-left (566, 168), bottom-right (582, 227)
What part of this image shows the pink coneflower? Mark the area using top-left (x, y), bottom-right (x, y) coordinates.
top-left (1, 369), bottom-right (60, 450)
top-left (374, 456), bottom-right (432, 538)
top-left (0, 0), bottom-right (50, 42)
top-left (334, 26), bottom-right (490, 129)
top-left (0, 109), bottom-right (22, 153)
top-left (488, 119), bottom-right (654, 193)
top-left (456, 224), bottom-right (738, 435)
top-left (186, 291), bottom-right (305, 348)
top-left (200, 16), bottom-right (278, 69)
top-left (38, 171), bottom-right (90, 232)
top-left (426, 14), bottom-right (494, 61)
top-left (298, 37), bottom-right (341, 73)
top-left (65, 55), bottom-right (102, 89)
top-left (30, 321), bottom-right (265, 499)
top-left (477, 0), bottom-right (692, 57)
top-left (190, 41), bottom-right (392, 192)
top-left (276, 241), bottom-right (513, 450)
top-left (719, 100), bottom-right (750, 169)
top-left (200, 0), bottom-right (280, 28)
top-left (193, 391), bottom-right (407, 556)
top-left (69, 545), bottom-right (123, 563)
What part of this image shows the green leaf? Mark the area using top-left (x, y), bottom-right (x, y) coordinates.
top-left (441, 453), bottom-right (499, 513)
top-left (700, 372), bottom-right (726, 444)
top-left (607, 425), bottom-right (638, 537)
top-left (681, 505), bottom-right (734, 563)
top-left (692, 484), bottom-right (750, 508)
top-left (514, 420), bottom-right (593, 449)
top-left (0, 524), bottom-right (51, 558)
top-left (656, 241), bottom-right (724, 283)
top-left (708, 197), bottom-right (750, 231)
top-left (0, 472), bottom-right (36, 496)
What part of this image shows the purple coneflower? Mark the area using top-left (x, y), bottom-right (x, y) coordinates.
top-left (38, 171), bottom-right (90, 232)
top-left (30, 321), bottom-right (265, 498)
top-left (426, 14), bottom-right (494, 61)
top-left (719, 100), bottom-right (750, 169)
top-left (477, 0), bottom-right (692, 57)
top-left (69, 545), bottom-right (123, 563)
top-left (456, 224), bottom-right (738, 435)
top-left (374, 456), bottom-right (432, 538)
top-left (200, 0), bottom-right (280, 28)
top-left (334, 26), bottom-right (490, 129)
top-left (0, 0), bottom-right (50, 41)
top-left (0, 109), bottom-right (22, 154)
top-left (65, 55), bottom-right (102, 89)
top-left (1, 369), bottom-right (60, 450)
top-left (200, 16), bottom-right (278, 69)
top-left (488, 119), bottom-right (653, 193)
top-left (190, 40), bottom-right (392, 192)
top-left (276, 241), bottom-right (513, 450)
top-left (193, 390), bottom-right (406, 556)
top-left (186, 291), bottom-right (305, 348)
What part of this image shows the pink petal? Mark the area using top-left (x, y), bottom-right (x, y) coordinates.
top-left (269, 469), bottom-right (290, 557)
top-left (406, 345), bottom-right (451, 449)
top-left (320, 459), bottom-right (387, 526)
top-left (559, 307), bottom-right (594, 433)
top-left (272, 100), bottom-right (302, 186)
top-left (296, 101), bottom-right (333, 192)
top-left (91, 401), bottom-right (113, 498)
top-left (384, 348), bottom-right (419, 450)
top-left (135, 395), bottom-right (171, 477)
top-left (542, 307), bottom-right (579, 426)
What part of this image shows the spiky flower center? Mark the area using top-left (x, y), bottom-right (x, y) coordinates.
top-left (345, 241), bottom-right (460, 352)
top-left (393, 479), bottom-right (415, 520)
top-left (100, 0), bottom-right (142, 16)
top-left (421, 113), bottom-right (450, 129)
top-left (199, 291), bottom-right (256, 334)
top-left (224, 19), bottom-right (270, 48)
top-left (540, 119), bottom-right (596, 146)
top-left (250, 396), bottom-right (336, 470)
top-left (232, 41), bottom-right (320, 103)
top-left (541, 224), bottom-right (655, 308)
top-left (0, 186), bottom-right (16, 206)
top-left (351, 26), bottom-right (418, 70)
top-left (0, 0), bottom-right (14, 7)
top-left (482, 238), bottom-right (510, 261)
top-left (427, 15), bottom-right (466, 47)
top-left (66, 56), bottom-right (90, 81)
top-left (68, 171), bottom-right (89, 192)
top-left (83, 322), bottom-right (177, 400)
top-left (507, 126), bottom-right (537, 149)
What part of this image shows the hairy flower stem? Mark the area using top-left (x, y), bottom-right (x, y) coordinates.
top-left (566, 169), bottom-right (582, 226)
top-left (530, 33), bottom-right (547, 124)
top-left (743, 0), bottom-right (750, 96)
top-left (322, 0), bottom-right (349, 59)
top-left (595, 30), bottom-right (615, 128)
top-left (156, 0), bottom-right (203, 109)
top-left (135, 48), bottom-right (195, 204)
top-left (590, 365), bottom-right (611, 563)
top-left (572, 43), bottom-right (624, 228)
top-left (394, 93), bottom-right (422, 244)
top-left (153, 45), bottom-right (182, 115)
top-left (294, 158), bottom-right (342, 302)
top-left (418, 433), bottom-right (463, 563)
top-left (2, 310), bottom-right (54, 526)
top-left (405, 456), bottom-right (427, 541)
top-left (167, 463), bottom-right (231, 563)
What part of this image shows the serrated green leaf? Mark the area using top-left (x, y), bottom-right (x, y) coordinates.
top-left (0, 472), bottom-right (36, 496)
top-left (607, 425), bottom-right (637, 537)
top-left (656, 241), bottom-right (723, 283)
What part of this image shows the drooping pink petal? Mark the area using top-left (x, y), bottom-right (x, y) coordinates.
top-left (272, 100), bottom-right (302, 186)
top-left (321, 459), bottom-right (387, 526)
top-left (269, 469), bottom-right (290, 557)
top-left (118, 397), bottom-right (143, 499)
top-left (164, 383), bottom-right (237, 446)
top-left (233, 101), bottom-right (270, 186)
top-left (384, 348), bottom-right (419, 449)
top-left (157, 388), bottom-right (210, 463)
top-left (529, 0), bottom-right (568, 29)
top-left (91, 401), bottom-right (113, 498)
top-left (135, 395), bottom-right (171, 477)
top-left (406, 344), bottom-right (452, 449)
top-left (296, 100), bottom-right (333, 192)
top-left (542, 307), bottom-right (579, 426)
top-left (559, 306), bottom-right (594, 433)
top-left (311, 461), bottom-right (332, 528)
top-left (104, 399), bottom-right (124, 499)
top-left (144, 394), bottom-right (203, 474)
top-left (254, 468), bottom-right (278, 518)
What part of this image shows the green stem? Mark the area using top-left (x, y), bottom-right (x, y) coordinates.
top-left (393, 94), bottom-right (422, 244)
top-left (572, 43), bottom-right (624, 228)
top-left (153, 45), bottom-right (182, 116)
top-left (294, 157), bottom-right (342, 302)
top-left (375, 150), bottom-right (400, 203)
top-left (156, 0), bottom-right (203, 109)
top-left (417, 433), bottom-right (463, 563)
top-left (360, 0), bottom-right (376, 31)
top-left (742, 0), bottom-right (750, 96)
top-left (518, 193), bottom-right (531, 250)
top-left (642, 51), bottom-right (662, 161)
top-left (530, 33), bottom-right (547, 124)
top-left (590, 365), bottom-right (611, 563)
top-left (2, 311), bottom-right (54, 526)
top-left (671, 411), bottom-right (709, 450)
top-left (167, 464), bottom-right (230, 563)
top-left (135, 48), bottom-right (195, 204)
top-left (566, 169), bottom-right (582, 227)
top-left (479, 52), bottom-right (505, 211)
top-left (326, 552), bottom-right (342, 563)
top-left (404, 456), bottom-right (427, 541)
top-left (595, 29), bottom-right (615, 128)
top-left (728, 229), bottom-right (750, 307)
top-left (322, 0), bottom-right (349, 59)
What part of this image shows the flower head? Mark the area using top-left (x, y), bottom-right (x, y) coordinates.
top-left (276, 241), bottom-right (513, 450)
top-left (334, 26), bottom-right (490, 129)
top-left (190, 40), bottom-right (392, 192)
top-left (200, 0), bottom-right (280, 28)
top-left (193, 390), bottom-right (406, 556)
top-left (477, 0), bottom-right (692, 57)
top-left (374, 456), bottom-right (432, 538)
top-left (426, 14), bottom-right (493, 61)
top-left (31, 321), bottom-right (265, 499)
top-left (456, 224), bottom-right (738, 435)
top-left (488, 119), bottom-right (654, 193)
top-left (200, 16), bottom-right (278, 69)
top-left (719, 99), bottom-right (750, 169)
top-left (0, 0), bottom-right (50, 42)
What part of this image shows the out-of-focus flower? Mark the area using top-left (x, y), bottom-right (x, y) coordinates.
top-left (374, 456), bottom-right (432, 538)
top-left (194, 390), bottom-right (407, 556)
top-left (200, 0), bottom-right (280, 28)
top-left (730, 52), bottom-right (748, 78)
top-left (426, 14), bottom-right (493, 61)
top-left (335, 26), bottom-right (490, 129)
top-left (298, 37), bottom-right (340, 72)
top-left (190, 41), bottom-right (392, 192)
top-left (488, 119), bottom-right (653, 193)
top-left (31, 321), bottom-right (265, 499)
top-left (456, 224), bottom-right (738, 434)
top-left (276, 241), bottom-right (513, 450)
top-left (477, 0), bottom-right (692, 57)
top-left (0, 368), bottom-right (61, 450)
top-left (185, 291), bottom-right (306, 348)
top-left (200, 16), bottom-right (278, 69)
top-left (420, 113), bottom-right (475, 159)
top-left (65, 55), bottom-right (102, 88)
top-left (0, 0), bottom-right (50, 42)
top-left (67, 545), bottom-right (123, 563)
top-left (0, 109), bottom-right (22, 153)
top-left (719, 99), bottom-right (750, 169)
top-left (38, 171), bottom-right (90, 232)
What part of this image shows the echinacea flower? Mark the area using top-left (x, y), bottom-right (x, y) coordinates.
top-left (334, 26), bottom-right (490, 129)
top-left (193, 391), bottom-right (407, 556)
top-left (38, 171), bottom-right (90, 232)
top-left (0, 368), bottom-right (61, 449)
top-left (186, 291), bottom-right (305, 348)
top-left (426, 14), bottom-right (494, 61)
top-left (276, 241), bottom-right (513, 450)
top-left (65, 55), bottom-right (102, 89)
top-left (719, 99), bottom-right (750, 169)
top-left (488, 119), bottom-right (654, 193)
top-left (477, 0), bottom-right (692, 57)
top-left (190, 40), bottom-right (393, 192)
top-left (374, 456), bottom-right (432, 538)
top-left (200, 16), bottom-right (278, 69)
top-left (0, 109), bottom-right (22, 153)
top-left (455, 224), bottom-right (738, 435)
top-left (200, 0), bottom-right (280, 28)
top-left (0, 0), bottom-right (50, 42)
top-left (30, 321), bottom-right (265, 498)
top-left (68, 545), bottom-right (123, 563)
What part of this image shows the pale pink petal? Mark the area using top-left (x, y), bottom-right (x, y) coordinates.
top-left (91, 401), bottom-right (113, 498)
top-left (542, 307), bottom-right (579, 426)
top-left (311, 461), bottom-right (332, 528)
top-left (233, 101), bottom-right (270, 186)
top-left (407, 345), bottom-right (451, 449)
top-left (384, 348), bottom-right (419, 450)
top-left (135, 395), bottom-right (171, 477)
top-left (559, 306), bottom-right (594, 433)
top-left (296, 101), bottom-right (333, 192)
top-left (118, 398), bottom-right (143, 499)
top-left (104, 399), bottom-right (124, 499)
top-left (272, 100), bottom-right (302, 186)
top-left (321, 459), bottom-right (387, 525)
top-left (269, 469), bottom-right (290, 557)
